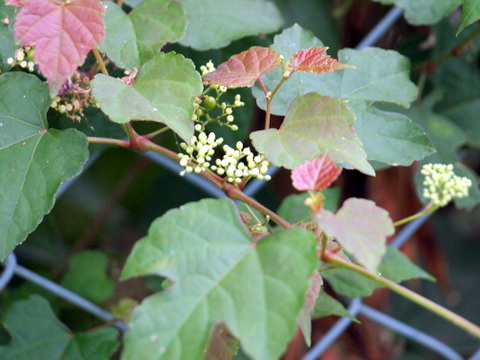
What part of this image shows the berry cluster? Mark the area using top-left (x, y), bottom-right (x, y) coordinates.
top-left (178, 131), bottom-right (271, 184)
top-left (7, 47), bottom-right (35, 72)
top-left (421, 163), bottom-right (472, 207)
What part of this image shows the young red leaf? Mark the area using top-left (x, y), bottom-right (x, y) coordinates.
top-left (202, 46), bottom-right (281, 88)
top-left (6, 0), bottom-right (23, 5)
top-left (291, 154), bottom-right (342, 192)
top-left (288, 47), bottom-right (353, 74)
top-left (316, 198), bottom-right (394, 272)
top-left (14, 0), bottom-right (105, 94)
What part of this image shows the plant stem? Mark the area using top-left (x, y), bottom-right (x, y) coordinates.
top-left (87, 137), bottom-right (130, 147)
top-left (225, 184), bottom-right (292, 228)
top-left (393, 203), bottom-right (438, 227)
top-left (92, 49), bottom-right (109, 76)
top-left (263, 71), bottom-right (294, 130)
top-left (144, 126), bottom-right (170, 140)
top-left (324, 252), bottom-right (480, 339)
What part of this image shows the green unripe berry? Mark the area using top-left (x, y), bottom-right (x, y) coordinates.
top-left (204, 96), bottom-right (217, 110)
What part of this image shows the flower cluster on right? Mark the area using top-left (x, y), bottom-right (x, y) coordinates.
top-left (421, 163), bottom-right (472, 207)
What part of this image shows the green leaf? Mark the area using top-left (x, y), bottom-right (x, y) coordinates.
top-left (312, 291), bottom-right (359, 322)
top-left (458, 0), bottom-right (480, 34)
top-left (60, 251), bottom-right (115, 304)
top-left (91, 52), bottom-right (202, 141)
top-left (0, 3), bottom-right (16, 72)
top-left (372, 0), bottom-right (460, 25)
top-left (277, 187), bottom-right (341, 223)
top-left (121, 198), bottom-right (317, 360)
top-left (253, 27), bottom-right (417, 115)
top-left (317, 198), bottom-right (394, 272)
top-left (250, 93), bottom-right (374, 175)
top-left (101, 0), bottom-right (186, 68)
top-left (0, 295), bottom-right (119, 360)
top-left (178, 0), bottom-right (283, 50)
top-left (353, 100), bottom-right (435, 165)
top-left (0, 72), bottom-right (89, 260)
top-left (323, 245), bottom-right (434, 298)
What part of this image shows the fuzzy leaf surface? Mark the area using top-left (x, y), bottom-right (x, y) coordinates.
top-left (179, 0), bottom-right (283, 50)
top-left (372, 0), bottom-right (460, 25)
top-left (288, 47), bottom-right (353, 73)
top-left (250, 93), bottom-right (374, 175)
top-left (14, 0), bottom-right (105, 94)
top-left (291, 155), bottom-right (342, 192)
top-left (121, 198), bottom-right (317, 360)
top-left (317, 198), bottom-right (394, 272)
top-left (202, 47), bottom-right (281, 88)
top-left (323, 245), bottom-right (434, 297)
top-left (101, 0), bottom-right (186, 69)
top-left (0, 295), bottom-right (119, 360)
top-left (92, 52), bottom-right (202, 141)
top-left (0, 73), bottom-right (88, 260)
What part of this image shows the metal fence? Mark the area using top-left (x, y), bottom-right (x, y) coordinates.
top-left (1, 6), bottom-right (479, 359)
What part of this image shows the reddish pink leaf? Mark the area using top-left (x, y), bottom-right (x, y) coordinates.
top-left (202, 46), bottom-right (281, 88)
top-left (6, 0), bottom-right (24, 5)
top-left (14, 0), bottom-right (105, 94)
top-left (291, 155), bottom-right (342, 192)
top-left (288, 47), bottom-right (353, 74)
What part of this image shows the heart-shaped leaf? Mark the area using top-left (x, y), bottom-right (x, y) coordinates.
top-left (250, 92), bottom-right (374, 175)
top-left (203, 47), bottom-right (281, 88)
top-left (291, 155), bottom-right (342, 192)
top-left (91, 52), bottom-right (203, 141)
top-left (316, 198), bottom-right (394, 272)
top-left (0, 72), bottom-right (89, 260)
top-left (14, 0), bottom-right (105, 94)
top-left (179, 0), bottom-right (283, 50)
top-left (121, 198), bottom-right (317, 360)
top-left (288, 47), bottom-right (354, 74)
top-left (0, 295), bottom-right (119, 359)
top-left (101, 0), bottom-right (186, 69)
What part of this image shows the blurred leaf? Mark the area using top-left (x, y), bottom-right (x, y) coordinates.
top-left (0, 72), bottom-right (88, 260)
top-left (372, 0), bottom-right (460, 25)
top-left (251, 93), bottom-right (374, 175)
top-left (121, 198), bottom-right (317, 360)
top-left (297, 271), bottom-right (322, 346)
top-left (312, 291), bottom-right (359, 322)
top-left (203, 323), bottom-right (239, 360)
top-left (179, 0), bottom-right (283, 50)
top-left (203, 47), bottom-right (281, 87)
top-left (14, 0), bottom-right (104, 93)
top-left (317, 198), bottom-right (394, 272)
top-left (0, 2), bottom-right (16, 72)
top-left (323, 245), bottom-right (435, 298)
top-left (60, 251), bottom-right (115, 304)
top-left (0, 295), bottom-right (119, 360)
top-left (101, 0), bottom-right (186, 69)
top-left (354, 100), bottom-right (435, 165)
top-left (92, 52), bottom-right (202, 141)
top-left (291, 155), bottom-right (342, 192)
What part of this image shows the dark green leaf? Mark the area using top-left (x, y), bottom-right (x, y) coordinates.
top-left (179, 0), bottom-right (283, 50)
top-left (251, 93), bottom-right (374, 175)
top-left (121, 198), bottom-right (317, 360)
top-left (0, 295), bottom-right (119, 360)
top-left (0, 3), bottom-right (16, 72)
top-left (312, 291), bottom-right (359, 322)
top-left (60, 251), bottom-right (115, 304)
top-left (0, 73), bottom-right (88, 260)
top-left (92, 52), bottom-right (202, 141)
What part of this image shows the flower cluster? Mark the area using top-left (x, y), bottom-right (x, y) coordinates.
top-left (421, 163), bottom-right (472, 207)
top-left (50, 73), bottom-right (95, 121)
top-left (178, 131), bottom-right (271, 184)
top-left (7, 47), bottom-right (35, 72)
